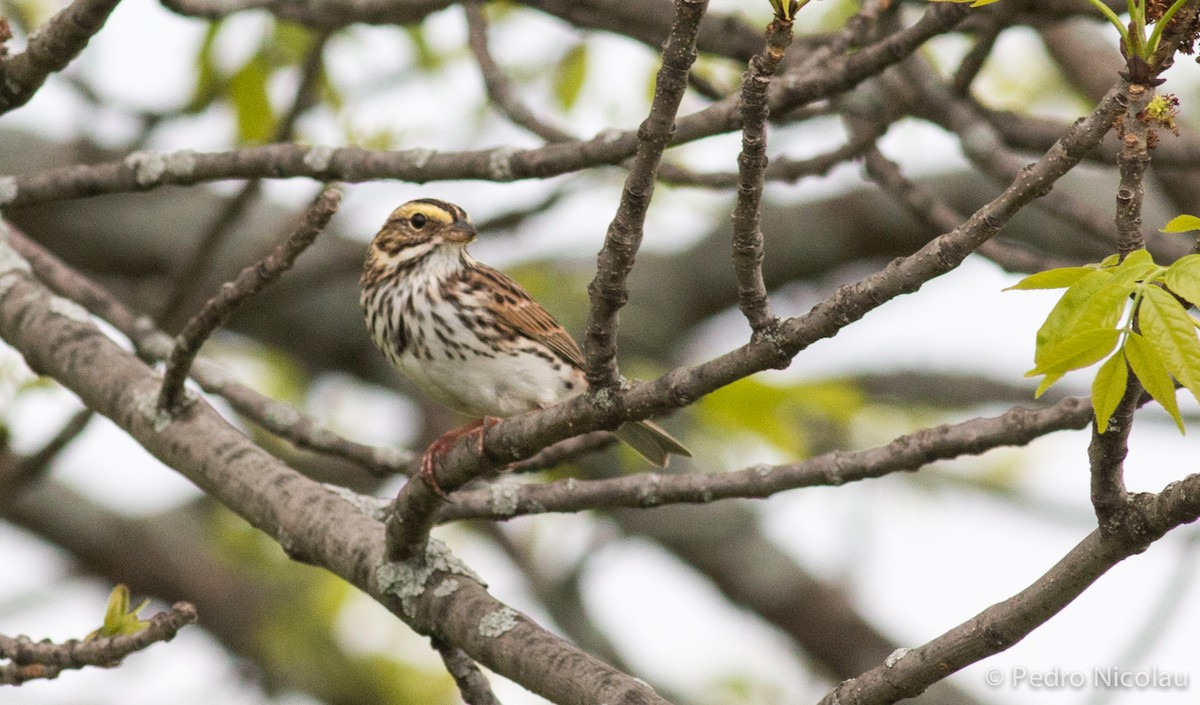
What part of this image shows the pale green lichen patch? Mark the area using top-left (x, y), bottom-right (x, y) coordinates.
top-left (377, 538), bottom-right (484, 615)
top-left (478, 607), bottom-right (519, 638)
top-left (303, 145), bottom-right (335, 172)
top-left (407, 148), bottom-right (434, 169)
top-left (432, 578), bottom-right (460, 598)
top-left (323, 483), bottom-right (390, 521)
top-left (487, 146), bottom-right (519, 182)
top-left (490, 480), bottom-right (521, 517)
top-left (133, 386), bottom-right (179, 432)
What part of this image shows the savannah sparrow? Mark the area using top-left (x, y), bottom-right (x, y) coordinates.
top-left (361, 198), bottom-right (690, 493)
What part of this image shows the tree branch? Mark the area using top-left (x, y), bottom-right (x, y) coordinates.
top-left (0, 603), bottom-right (197, 685)
top-left (436, 397), bottom-right (1093, 522)
top-left (818, 473), bottom-right (1200, 705)
top-left (0, 230), bottom-right (673, 705)
top-left (0, 0), bottom-right (123, 114)
top-left (583, 0), bottom-right (708, 391)
top-left (730, 12), bottom-right (792, 335)
top-left (157, 187), bottom-right (340, 412)
top-left (7, 226), bottom-right (411, 476)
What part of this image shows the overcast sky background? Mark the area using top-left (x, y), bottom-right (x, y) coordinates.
top-left (2, 0), bottom-right (1200, 703)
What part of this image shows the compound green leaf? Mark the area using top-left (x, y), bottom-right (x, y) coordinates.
top-left (1034, 270), bottom-right (1131, 368)
top-left (1091, 351), bottom-right (1128, 434)
top-left (1006, 267), bottom-right (1092, 291)
top-left (1110, 248), bottom-right (1158, 283)
top-left (1139, 285), bottom-right (1200, 404)
top-left (1164, 254), bottom-right (1200, 307)
top-left (1027, 328), bottom-right (1120, 377)
top-left (1161, 214), bottom-right (1200, 233)
top-left (1125, 331), bottom-right (1185, 433)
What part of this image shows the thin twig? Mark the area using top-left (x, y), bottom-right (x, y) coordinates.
top-left (0, 0), bottom-right (123, 113)
top-left (581, 0), bottom-right (709, 392)
top-left (951, 15), bottom-right (1005, 96)
top-left (861, 144), bottom-right (1078, 273)
top-left (159, 31), bottom-right (330, 325)
top-left (1, 5), bottom-right (966, 210)
top-left (437, 397), bottom-right (1093, 522)
top-left (157, 187), bottom-right (341, 412)
top-left (2, 408), bottom-right (93, 496)
top-left (1088, 382), bottom-right (1139, 534)
top-left (817, 475), bottom-right (1200, 705)
top-left (0, 602), bottom-right (197, 685)
top-left (432, 638), bottom-right (504, 705)
top-left (730, 12), bottom-right (792, 335)
top-left (463, 2), bottom-right (573, 143)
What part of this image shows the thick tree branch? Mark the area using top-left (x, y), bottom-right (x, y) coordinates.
top-left (0, 231), bottom-right (673, 705)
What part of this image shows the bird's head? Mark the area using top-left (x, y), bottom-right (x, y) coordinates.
top-left (369, 199), bottom-right (477, 262)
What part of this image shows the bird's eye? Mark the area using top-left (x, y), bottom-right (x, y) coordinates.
top-left (410, 213), bottom-right (427, 229)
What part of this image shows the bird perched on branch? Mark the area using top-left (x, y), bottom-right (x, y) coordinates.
top-left (360, 198), bottom-right (690, 494)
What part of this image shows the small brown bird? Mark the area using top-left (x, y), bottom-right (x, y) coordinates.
top-left (360, 199), bottom-right (690, 492)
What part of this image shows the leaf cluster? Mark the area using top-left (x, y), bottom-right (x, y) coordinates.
top-left (1012, 244), bottom-right (1200, 432)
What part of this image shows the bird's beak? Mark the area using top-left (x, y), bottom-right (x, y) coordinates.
top-left (442, 220), bottom-right (477, 244)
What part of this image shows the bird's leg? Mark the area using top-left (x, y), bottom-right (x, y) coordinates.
top-left (419, 416), bottom-right (502, 498)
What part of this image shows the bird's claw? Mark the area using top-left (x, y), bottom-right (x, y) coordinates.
top-left (418, 416), bottom-right (501, 500)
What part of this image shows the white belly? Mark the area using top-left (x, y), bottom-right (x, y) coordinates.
top-left (396, 346), bottom-right (583, 417)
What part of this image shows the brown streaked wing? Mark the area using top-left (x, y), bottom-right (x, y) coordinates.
top-left (476, 264), bottom-right (585, 369)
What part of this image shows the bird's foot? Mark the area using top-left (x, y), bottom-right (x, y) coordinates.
top-left (419, 416), bottom-right (501, 499)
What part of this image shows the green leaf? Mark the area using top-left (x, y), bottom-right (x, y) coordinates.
top-left (1139, 285), bottom-right (1200, 403)
top-left (1161, 214), bottom-right (1200, 233)
top-left (928, 0), bottom-right (1002, 5)
top-left (554, 43), bottom-right (589, 111)
top-left (1099, 253), bottom-right (1121, 269)
top-left (1125, 331), bottom-right (1185, 433)
top-left (1027, 328), bottom-right (1120, 377)
top-left (1006, 267), bottom-right (1093, 291)
top-left (88, 585), bottom-right (151, 639)
top-left (1164, 254), bottom-right (1200, 307)
top-left (271, 21), bottom-right (315, 66)
top-left (1033, 270), bottom-right (1131, 368)
top-left (1035, 371), bottom-right (1065, 398)
top-left (1113, 247), bottom-right (1157, 276)
top-left (228, 53), bottom-right (275, 144)
top-left (1091, 351), bottom-right (1128, 433)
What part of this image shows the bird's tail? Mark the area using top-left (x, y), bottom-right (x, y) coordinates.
top-left (613, 419), bottom-right (691, 467)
